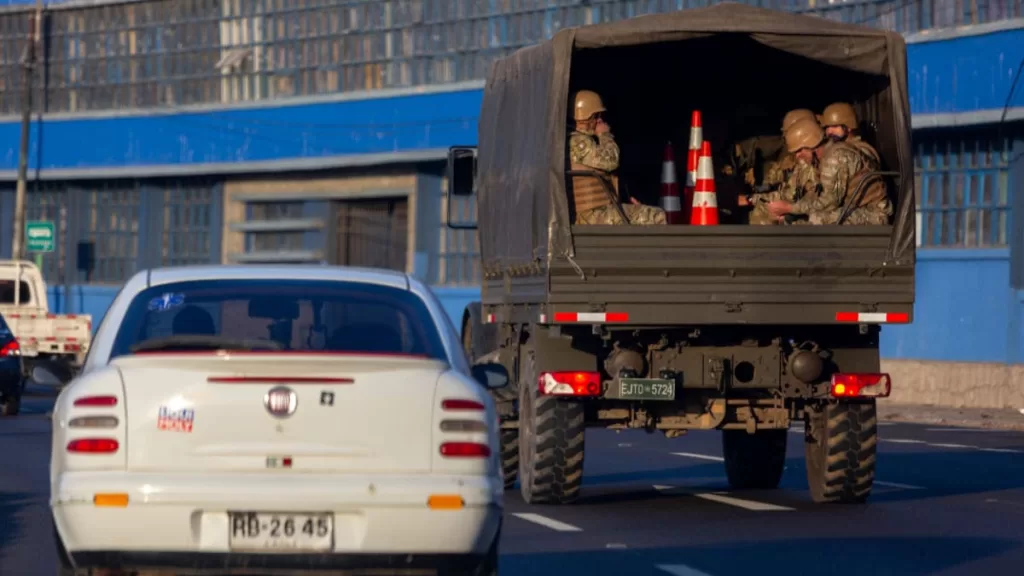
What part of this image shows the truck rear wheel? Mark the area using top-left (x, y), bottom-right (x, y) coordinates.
top-left (804, 400), bottom-right (878, 504)
top-left (722, 429), bottom-right (787, 490)
top-left (500, 430), bottom-right (519, 489)
top-left (517, 349), bottom-right (585, 505)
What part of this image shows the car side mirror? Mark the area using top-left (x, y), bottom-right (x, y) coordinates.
top-left (446, 146), bottom-right (477, 197)
top-left (471, 362), bottom-right (510, 390)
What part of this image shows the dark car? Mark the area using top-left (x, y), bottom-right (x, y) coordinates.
top-left (0, 312), bottom-right (24, 416)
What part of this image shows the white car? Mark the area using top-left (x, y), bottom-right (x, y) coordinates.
top-left (45, 265), bottom-right (506, 576)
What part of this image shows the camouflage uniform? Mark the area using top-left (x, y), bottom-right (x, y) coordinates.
top-left (749, 158), bottom-right (819, 225)
top-left (569, 129), bottom-right (620, 172)
top-left (569, 128), bottom-right (667, 225)
top-left (791, 141), bottom-right (893, 225)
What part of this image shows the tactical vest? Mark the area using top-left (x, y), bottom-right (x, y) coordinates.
top-left (570, 163), bottom-right (618, 214)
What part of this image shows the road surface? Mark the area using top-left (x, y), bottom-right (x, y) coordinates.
top-left (3, 387), bottom-right (1024, 575)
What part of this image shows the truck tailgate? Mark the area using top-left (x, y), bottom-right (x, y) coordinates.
top-left (542, 226), bottom-right (913, 325)
top-left (6, 312), bottom-right (92, 356)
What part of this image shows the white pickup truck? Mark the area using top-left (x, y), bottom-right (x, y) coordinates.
top-left (0, 260), bottom-right (92, 382)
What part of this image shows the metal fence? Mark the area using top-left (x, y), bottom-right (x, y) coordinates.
top-left (914, 125), bottom-right (1014, 248)
top-left (5, 179), bottom-right (221, 284)
top-left (1, 0), bottom-right (1021, 116)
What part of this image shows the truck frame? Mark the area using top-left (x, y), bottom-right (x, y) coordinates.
top-left (448, 3), bottom-right (916, 506)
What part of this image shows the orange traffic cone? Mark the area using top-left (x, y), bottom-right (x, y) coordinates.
top-left (691, 140), bottom-right (719, 226)
top-left (660, 142), bottom-right (683, 224)
top-left (684, 110), bottom-right (703, 224)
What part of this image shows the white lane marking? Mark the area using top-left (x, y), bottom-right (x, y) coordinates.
top-left (658, 564), bottom-right (716, 576)
top-left (672, 452), bottom-right (725, 462)
top-left (930, 443), bottom-right (975, 449)
top-left (692, 492), bottom-right (794, 511)
top-left (882, 438), bottom-right (928, 444)
top-left (874, 480), bottom-right (925, 490)
top-left (511, 513), bottom-right (582, 532)
top-left (606, 543), bottom-right (628, 549)
top-left (653, 485), bottom-right (793, 511)
top-left (926, 427), bottom-right (1003, 432)
top-left (980, 447), bottom-right (1023, 454)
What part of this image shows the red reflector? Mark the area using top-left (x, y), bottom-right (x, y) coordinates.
top-left (836, 312), bottom-right (910, 323)
top-left (539, 371), bottom-right (602, 396)
top-left (73, 396), bottom-right (118, 407)
top-left (552, 312), bottom-right (629, 323)
top-left (67, 438), bottom-right (119, 453)
top-left (830, 373), bottom-right (891, 398)
top-left (439, 442), bottom-right (491, 458)
top-left (207, 376), bottom-right (354, 384)
top-left (441, 399), bottom-right (486, 411)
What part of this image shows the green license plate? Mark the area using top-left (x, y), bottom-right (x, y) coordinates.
top-left (618, 378), bottom-right (676, 401)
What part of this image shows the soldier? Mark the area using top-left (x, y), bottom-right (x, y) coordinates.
top-left (818, 102), bottom-right (881, 166)
top-left (742, 113), bottom-right (821, 225)
top-left (762, 108), bottom-right (817, 187)
top-left (568, 90), bottom-right (666, 225)
top-left (766, 118), bottom-right (893, 225)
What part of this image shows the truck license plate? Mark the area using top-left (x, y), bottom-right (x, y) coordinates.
top-left (229, 512), bottom-right (333, 551)
top-left (618, 378), bottom-right (676, 401)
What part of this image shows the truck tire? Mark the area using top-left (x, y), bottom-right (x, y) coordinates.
top-left (804, 400), bottom-right (878, 504)
top-left (500, 430), bottom-right (519, 489)
top-left (464, 312), bottom-right (519, 489)
top-left (1, 394), bottom-right (20, 416)
top-left (722, 429), bottom-right (787, 490)
top-left (517, 349), bottom-right (585, 505)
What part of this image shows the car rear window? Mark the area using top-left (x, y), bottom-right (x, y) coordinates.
top-left (109, 279), bottom-right (448, 361)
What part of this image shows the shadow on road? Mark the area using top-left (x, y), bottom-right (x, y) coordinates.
top-left (0, 491), bottom-right (34, 554)
top-left (581, 448), bottom-right (1024, 506)
top-left (499, 536), bottom-right (1021, 576)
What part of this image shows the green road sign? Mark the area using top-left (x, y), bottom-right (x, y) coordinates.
top-left (26, 220), bottom-right (55, 253)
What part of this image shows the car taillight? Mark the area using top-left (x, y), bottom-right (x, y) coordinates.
top-left (830, 373), bottom-right (891, 398)
top-left (0, 340), bottom-right (20, 357)
top-left (439, 442), bottom-right (491, 458)
top-left (68, 416), bottom-right (119, 429)
top-left (73, 395), bottom-right (118, 407)
top-left (67, 438), bottom-right (119, 453)
top-left (538, 371), bottom-right (601, 396)
top-left (441, 399), bottom-right (486, 411)
top-left (439, 420), bottom-right (488, 433)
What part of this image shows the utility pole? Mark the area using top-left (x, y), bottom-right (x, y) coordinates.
top-left (12, 0), bottom-right (43, 262)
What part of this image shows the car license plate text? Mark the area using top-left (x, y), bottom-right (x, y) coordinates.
top-left (229, 512), bottom-right (333, 551)
top-left (618, 378), bottom-right (676, 401)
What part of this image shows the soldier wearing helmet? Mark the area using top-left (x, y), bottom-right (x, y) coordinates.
top-left (767, 116), bottom-right (892, 225)
top-left (761, 108), bottom-right (818, 189)
top-left (744, 115), bottom-right (823, 225)
top-left (818, 102), bottom-right (881, 166)
top-left (569, 90), bottom-right (666, 225)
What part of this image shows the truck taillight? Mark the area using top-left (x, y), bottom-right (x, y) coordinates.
top-left (0, 340), bottom-right (20, 357)
top-left (441, 399), bottom-right (486, 411)
top-left (73, 395), bottom-right (118, 407)
top-left (439, 442), bottom-right (491, 458)
top-left (539, 371), bottom-right (601, 396)
top-left (67, 438), bottom-right (119, 453)
top-left (830, 373), bottom-right (891, 398)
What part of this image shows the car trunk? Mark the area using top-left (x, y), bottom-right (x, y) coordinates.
top-left (112, 353), bottom-right (449, 474)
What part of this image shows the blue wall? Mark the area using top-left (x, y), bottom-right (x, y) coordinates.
top-left (2, 28), bottom-right (1022, 175)
top-left (8, 26), bottom-right (1024, 367)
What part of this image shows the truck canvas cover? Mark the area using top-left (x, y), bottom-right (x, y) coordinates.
top-left (475, 2), bottom-right (914, 274)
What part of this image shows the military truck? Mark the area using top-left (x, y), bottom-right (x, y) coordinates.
top-left (447, 3), bottom-right (915, 506)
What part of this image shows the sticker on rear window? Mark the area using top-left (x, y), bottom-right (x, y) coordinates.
top-left (157, 406), bottom-right (195, 433)
top-left (148, 293), bottom-right (185, 312)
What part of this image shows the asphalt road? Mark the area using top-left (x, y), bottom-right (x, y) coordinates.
top-left (4, 387), bottom-right (1024, 576)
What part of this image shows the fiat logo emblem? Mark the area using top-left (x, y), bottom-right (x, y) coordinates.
top-left (264, 386), bottom-right (297, 418)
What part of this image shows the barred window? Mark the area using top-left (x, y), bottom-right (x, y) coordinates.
top-left (2, 0), bottom-right (1018, 114)
top-left (914, 127), bottom-right (1013, 248)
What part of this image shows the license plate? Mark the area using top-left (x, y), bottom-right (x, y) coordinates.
top-left (618, 378), bottom-right (676, 401)
top-left (229, 512), bottom-right (333, 551)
